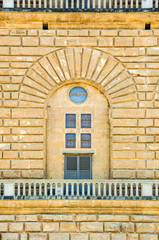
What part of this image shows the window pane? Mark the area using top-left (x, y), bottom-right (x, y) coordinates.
top-left (65, 156), bottom-right (77, 179)
top-left (81, 134), bottom-right (91, 148)
top-left (66, 134), bottom-right (76, 148)
top-left (80, 156), bottom-right (90, 170)
top-left (81, 114), bottom-right (91, 128)
top-left (67, 157), bottom-right (77, 170)
top-left (69, 87), bottom-right (87, 103)
top-left (66, 114), bottom-right (76, 128)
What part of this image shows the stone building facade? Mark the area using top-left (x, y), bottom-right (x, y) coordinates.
top-left (0, 9), bottom-right (159, 240)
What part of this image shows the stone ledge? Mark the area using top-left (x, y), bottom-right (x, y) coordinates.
top-left (0, 199), bottom-right (159, 215)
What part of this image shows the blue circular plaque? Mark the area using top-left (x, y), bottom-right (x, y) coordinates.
top-left (69, 87), bottom-right (87, 104)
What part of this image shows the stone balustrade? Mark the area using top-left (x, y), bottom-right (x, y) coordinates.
top-left (1, 179), bottom-right (158, 199)
top-left (1, 0), bottom-right (155, 11)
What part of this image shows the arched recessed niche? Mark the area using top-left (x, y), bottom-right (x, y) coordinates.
top-left (46, 82), bottom-right (110, 179)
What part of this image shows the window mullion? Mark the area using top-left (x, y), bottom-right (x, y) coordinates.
top-left (77, 156), bottom-right (80, 179)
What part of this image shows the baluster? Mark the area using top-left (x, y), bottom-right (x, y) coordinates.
top-left (55, 0), bottom-right (58, 8)
top-left (87, 183), bottom-right (90, 197)
top-left (76, 0), bottom-right (79, 8)
top-left (87, 0), bottom-right (90, 9)
top-left (39, 183), bottom-right (42, 197)
top-left (17, 183), bottom-right (21, 198)
top-left (44, 0), bottom-right (47, 8)
top-left (65, 0), bottom-right (68, 8)
top-left (103, 183), bottom-right (106, 197)
top-left (17, 0), bottom-right (20, 7)
top-left (130, 183), bottom-right (133, 197)
top-left (136, 183), bottom-right (139, 197)
top-left (98, 0), bottom-right (101, 8)
top-left (155, 0), bottom-right (158, 8)
top-left (22, 0), bottom-right (25, 8)
top-left (66, 183), bottom-right (69, 197)
top-left (39, 0), bottom-right (42, 8)
top-left (155, 184), bottom-right (159, 197)
top-left (71, 0), bottom-right (74, 8)
top-left (114, 0), bottom-right (117, 8)
top-left (98, 183), bottom-right (101, 197)
top-left (82, 183), bottom-right (85, 198)
top-left (28, 183), bottom-right (32, 197)
top-left (71, 183), bottom-right (74, 197)
top-left (131, 0), bottom-right (133, 8)
top-left (92, 183), bottom-right (96, 197)
top-left (119, 183), bottom-right (122, 197)
top-left (23, 184), bottom-right (26, 198)
top-left (60, 0), bottom-right (63, 8)
top-left (125, 0), bottom-right (128, 8)
top-left (33, 183), bottom-right (36, 197)
top-left (92, 0), bottom-right (95, 8)
top-left (136, 0), bottom-right (139, 8)
top-left (28, 0), bottom-right (31, 8)
top-left (49, 0), bottom-right (52, 8)
top-left (44, 183), bottom-right (47, 197)
top-left (50, 183), bottom-right (53, 197)
top-left (103, 0), bottom-right (106, 8)
top-left (55, 183), bottom-right (58, 197)
top-left (125, 183), bottom-right (128, 197)
top-left (114, 183), bottom-right (117, 197)
top-left (119, 0), bottom-right (122, 8)
top-left (60, 183), bottom-right (63, 198)
top-left (82, 0), bottom-right (85, 8)
top-left (33, 0), bottom-right (36, 8)
top-left (0, 184), bottom-right (1, 198)
top-left (109, 0), bottom-right (112, 8)
top-left (108, 183), bottom-right (112, 197)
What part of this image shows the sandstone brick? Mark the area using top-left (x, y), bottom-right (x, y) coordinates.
top-left (40, 37), bottom-right (54, 46)
top-left (80, 222), bottom-right (103, 233)
top-left (39, 30), bottom-right (55, 36)
top-left (0, 223), bottom-right (8, 232)
top-left (146, 109), bottom-right (159, 118)
top-left (136, 223), bottom-right (156, 233)
top-left (43, 222), bottom-right (59, 232)
top-left (0, 109), bottom-right (10, 118)
top-left (104, 222), bottom-right (120, 232)
top-left (113, 160), bottom-right (145, 170)
top-left (115, 37), bottom-right (133, 47)
top-left (137, 170), bottom-right (155, 179)
top-left (3, 135), bottom-right (18, 142)
top-left (12, 143), bottom-right (43, 151)
top-left (29, 233), bottom-right (47, 240)
top-left (3, 151), bottom-right (18, 159)
top-left (119, 30), bottom-right (138, 36)
top-left (0, 215), bottom-right (14, 222)
top-left (0, 37), bottom-right (21, 46)
top-left (22, 37), bottom-right (39, 46)
top-left (98, 38), bottom-right (113, 47)
top-left (113, 136), bottom-right (137, 143)
top-left (113, 170), bottom-right (135, 179)
top-left (113, 127), bottom-right (145, 135)
top-left (22, 170), bottom-right (43, 178)
top-left (0, 29), bottom-right (9, 35)
top-left (0, 160), bottom-right (10, 169)
top-left (20, 119), bottom-right (44, 127)
top-left (75, 215), bottom-right (96, 222)
top-left (19, 151), bottom-right (44, 159)
top-left (138, 136), bottom-right (154, 143)
top-left (113, 143), bottom-right (145, 151)
top-left (71, 233), bottom-right (88, 240)
top-left (140, 235), bottom-right (158, 240)
top-left (60, 222), bottom-right (78, 232)
top-left (136, 151), bottom-right (154, 159)
top-left (121, 223), bottom-right (134, 233)
top-left (127, 234), bottom-right (138, 240)
top-left (11, 47), bottom-right (53, 56)
top-left (90, 233), bottom-right (110, 240)
top-left (28, 30), bottom-right (38, 36)
top-left (111, 234), bottom-right (126, 240)
top-left (49, 233), bottom-right (69, 240)
top-left (11, 160), bottom-right (43, 169)
top-left (131, 215), bottom-right (159, 222)
top-left (39, 214), bottom-right (73, 222)
top-left (89, 30), bottom-right (100, 36)
top-left (12, 109), bottom-right (43, 119)
top-left (12, 127), bottom-right (43, 135)
top-left (25, 222), bottom-right (41, 232)
top-left (134, 37), bottom-right (157, 46)
top-left (4, 120), bottom-right (18, 127)
top-left (16, 215), bottom-right (38, 222)
top-left (1, 233), bottom-right (19, 240)
top-left (10, 29), bottom-right (26, 36)
top-left (2, 170), bottom-right (21, 178)
top-left (113, 151), bottom-right (135, 159)
top-left (139, 30), bottom-right (153, 36)
top-left (20, 233), bottom-right (27, 240)
top-left (138, 119), bottom-right (153, 127)
top-left (101, 30), bottom-right (117, 36)
top-left (56, 30), bottom-right (68, 36)
top-left (112, 109), bottom-right (145, 119)
top-left (69, 30), bottom-right (88, 36)
top-left (55, 37), bottom-right (97, 46)
top-left (9, 223), bottom-right (23, 232)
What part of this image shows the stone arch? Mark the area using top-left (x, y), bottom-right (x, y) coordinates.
top-left (19, 47), bottom-right (138, 108)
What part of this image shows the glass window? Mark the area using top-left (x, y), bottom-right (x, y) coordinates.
top-left (66, 133), bottom-right (76, 148)
top-left (66, 114), bottom-right (76, 128)
top-left (69, 87), bottom-right (87, 103)
top-left (65, 155), bottom-right (92, 179)
top-left (81, 134), bottom-right (91, 148)
top-left (81, 114), bottom-right (91, 128)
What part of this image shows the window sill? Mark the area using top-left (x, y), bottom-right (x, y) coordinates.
top-left (61, 149), bottom-right (95, 154)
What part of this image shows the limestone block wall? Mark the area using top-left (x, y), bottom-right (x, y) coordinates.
top-left (1, 12), bottom-right (159, 179)
top-left (0, 213), bottom-right (159, 239)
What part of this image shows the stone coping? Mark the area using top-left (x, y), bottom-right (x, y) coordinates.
top-left (0, 199), bottom-right (159, 214)
top-left (0, 11), bottom-right (159, 28)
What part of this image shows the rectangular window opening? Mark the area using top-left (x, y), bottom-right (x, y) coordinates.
top-left (66, 133), bottom-right (76, 148)
top-left (43, 23), bottom-right (48, 30)
top-left (145, 23), bottom-right (151, 30)
top-left (81, 114), bottom-right (91, 128)
top-left (81, 133), bottom-right (91, 148)
top-left (66, 114), bottom-right (76, 128)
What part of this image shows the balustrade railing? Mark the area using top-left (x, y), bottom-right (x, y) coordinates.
top-left (0, 179), bottom-right (158, 199)
top-left (0, 0), bottom-right (156, 11)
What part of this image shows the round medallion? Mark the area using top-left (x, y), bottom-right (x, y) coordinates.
top-left (69, 87), bottom-right (87, 104)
